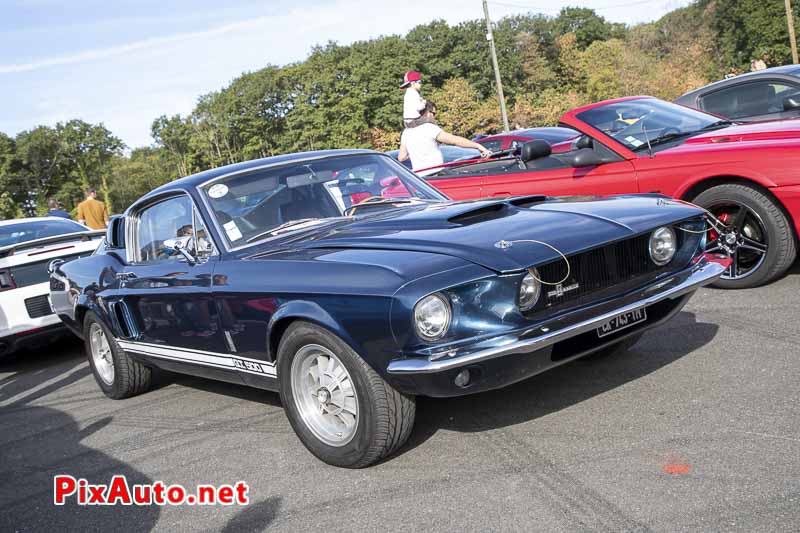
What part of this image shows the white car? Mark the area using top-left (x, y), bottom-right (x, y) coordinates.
top-left (0, 217), bottom-right (103, 356)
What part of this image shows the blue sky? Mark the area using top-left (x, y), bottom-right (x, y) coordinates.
top-left (0, 0), bottom-right (691, 148)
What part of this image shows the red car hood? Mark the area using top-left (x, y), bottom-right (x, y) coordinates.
top-left (683, 119), bottom-right (800, 146)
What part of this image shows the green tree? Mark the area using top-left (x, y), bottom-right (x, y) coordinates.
top-left (56, 120), bottom-right (124, 212)
top-left (553, 7), bottom-right (626, 49)
top-left (14, 126), bottom-right (70, 216)
top-left (108, 147), bottom-right (179, 211)
top-left (152, 114), bottom-right (195, 177)
top-left (701, 0), bottom-right (800, 71)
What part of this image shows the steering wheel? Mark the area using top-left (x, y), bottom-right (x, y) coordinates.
top-left (344, 196), bottom-right (386, 217)
top-left (659, 127), bottom-right (681, 136)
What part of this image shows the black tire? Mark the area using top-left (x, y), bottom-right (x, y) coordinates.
top-left (583, 333), bottom-right (643, 361)
top-left (693, 184), bottom-right (796, 289)
top-left (277, 321), bottom-right (415, 468)
top-left (83, 311), bottom-right (152, 399)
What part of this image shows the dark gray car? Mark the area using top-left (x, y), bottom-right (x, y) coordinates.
top-left (675, 65), bottom-right (800, 122)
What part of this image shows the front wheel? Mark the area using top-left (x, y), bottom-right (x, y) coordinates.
top-left (278, 321), bottom-right (415, 468)
top-left (693, 184), bottom-right (796, 289)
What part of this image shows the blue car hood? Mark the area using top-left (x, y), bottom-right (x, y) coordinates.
top-left (287, 195), bottom-right (703, 274)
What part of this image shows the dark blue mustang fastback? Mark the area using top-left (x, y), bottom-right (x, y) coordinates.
top-left (50, 149), bottom-right (727, 467)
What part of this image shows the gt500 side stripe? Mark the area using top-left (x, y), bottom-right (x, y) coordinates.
top-left (118, 340), bottom-right (277, 377)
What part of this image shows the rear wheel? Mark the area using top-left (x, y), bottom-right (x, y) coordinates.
top-left (693, 184), bottom-right (796, 289)
top-left (83, 311), bottom-right (151, 399)
top-left (278, 321), bottom-right (415, 468)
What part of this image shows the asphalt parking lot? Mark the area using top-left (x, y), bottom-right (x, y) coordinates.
top-left (1, 266), bottom-right (799, 532)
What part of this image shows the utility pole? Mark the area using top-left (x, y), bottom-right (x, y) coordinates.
top-left (787, 0), bottom-right (799, 64)
top-left (482, 0), bottom-right (510, 132)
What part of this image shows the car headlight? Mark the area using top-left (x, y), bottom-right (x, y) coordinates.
top-left (649, 226), bottom-right (677, 265)
top-left (413, 293), bottom-right (451, 341)
top-left (518, 268), bottom-right (542, 311)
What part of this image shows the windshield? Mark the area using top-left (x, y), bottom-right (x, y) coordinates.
top-left (201, 153), bottom-right (447, 247)
top-left (0, 219), bottom-right (88, 247)
top-left (577, 99), bottom-right (722, 151)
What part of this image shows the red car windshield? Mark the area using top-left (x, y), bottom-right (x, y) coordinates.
top-left (577, 99), bottom-right (724, 151)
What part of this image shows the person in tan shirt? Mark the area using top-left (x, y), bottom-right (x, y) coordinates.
top-left (76, 188), bottom-right (109, 230)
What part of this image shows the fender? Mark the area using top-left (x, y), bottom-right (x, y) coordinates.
top-left (70, 296), bottom-right (116, 340)
top-left (672, 166), bottom-right (778, 200)
top-left (266, 299), bottom-right (369, 365)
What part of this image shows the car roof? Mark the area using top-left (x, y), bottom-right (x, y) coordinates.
top-left (147, 149), bottom-right (378, 196)
top-left (0, 216), bottom-right (86, 228)
top-left (676, 65), bottom-right (800, 101)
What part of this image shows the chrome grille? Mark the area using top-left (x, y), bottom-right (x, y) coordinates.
top-left (530, 233), bottom-right (677, 314)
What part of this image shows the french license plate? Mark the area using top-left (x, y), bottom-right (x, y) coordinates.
top-left (596, 308), bottom-right (647, 338)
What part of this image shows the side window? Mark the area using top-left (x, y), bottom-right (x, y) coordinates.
top-left (700, 81), bottom-right (798, 119)
top-left (134, 196), bottom-right (194, 263)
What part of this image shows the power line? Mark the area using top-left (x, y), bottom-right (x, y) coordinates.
top-left (489, 0), bottom-right (662, 12)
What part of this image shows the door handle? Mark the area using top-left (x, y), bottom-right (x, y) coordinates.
top-left (492, 192), bottom-right (511, 197)
top-left (114, 272), bottom-right (137, 281)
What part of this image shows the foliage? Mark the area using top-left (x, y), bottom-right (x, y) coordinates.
top-left (700, 0), bottom-right (800, 72)
top-left (2, 3), bottom-right (795, 217)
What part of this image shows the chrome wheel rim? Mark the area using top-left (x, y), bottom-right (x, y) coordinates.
top-left (290, 344), bottom-right (358, 447)
top-left (89, 323), bottom-right (115, 385)
top-left (706, 201), bottom-right (769, 281)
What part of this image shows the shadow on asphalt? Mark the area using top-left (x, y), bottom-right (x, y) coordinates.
top-left (165, 373), bottom-right (283, 407)
top-left (396, 310), bottom-right (719, 457)
top-left (0, 336), bottom-right (89, 407)
top-left (0, 408), bottom-right (160, 532)
top-left (221, 496), bottom-right (283, 532)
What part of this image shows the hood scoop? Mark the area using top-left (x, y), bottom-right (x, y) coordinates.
top-left (448, 203), bottom-right (507, 225)
top-left (446, 196), bottom-right (549, 225)
top-left (509, 195), bottom-right (548, 209)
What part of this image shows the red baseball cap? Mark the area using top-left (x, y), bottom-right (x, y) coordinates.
top-left (400, 71), bottom-right (421, 88)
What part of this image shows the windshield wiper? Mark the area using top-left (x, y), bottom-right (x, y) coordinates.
top-left (697, 119), bottom-right (734, 131)
top-left (634, 119), bottom-right (736, 152)
top-left (345, 198), bottom-right (417, 216)
top-left (246, 218), bottom-right (323, 243)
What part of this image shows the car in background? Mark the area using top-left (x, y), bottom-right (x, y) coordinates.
top-left (386, 145), bottom-right (480, 169)
top-left (0, 217), bottom-right (103, 357)
top-left (675, 65), bottom-right (800, 122)
top-left (475, 127), bottom-right (579, 153)
top-left (420, 96), bottom-right (800, 289)
top-left (50, 149), bottom-right (726, 467)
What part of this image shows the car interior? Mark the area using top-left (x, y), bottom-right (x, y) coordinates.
top-left (204, 156), bottom-right (428, 245)
top-left (430, 136), bottom-right (620, 178)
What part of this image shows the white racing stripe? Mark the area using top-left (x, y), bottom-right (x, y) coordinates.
top-left (117, 340), bottom-right (277, 377)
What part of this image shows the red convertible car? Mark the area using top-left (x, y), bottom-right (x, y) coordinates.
top-left (423, 96), bottom-right (800, 289)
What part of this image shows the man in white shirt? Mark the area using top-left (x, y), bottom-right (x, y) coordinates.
top-left (401, 71), bottom-right (426, 127)
top-left (399, 101), bottom-right (491, 176)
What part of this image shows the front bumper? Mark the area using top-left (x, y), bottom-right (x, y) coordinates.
top-left (387, 254), bottom-right (728, 396)
top-left (0, 323), bottom-right (67, 357)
